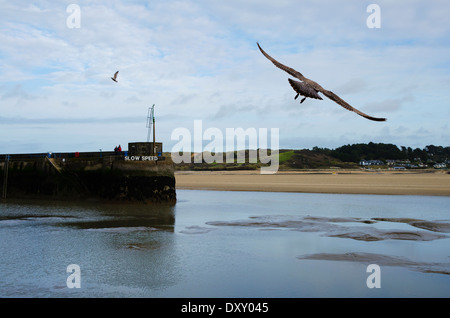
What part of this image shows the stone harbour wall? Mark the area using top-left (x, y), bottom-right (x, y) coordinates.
top-left (0, 156), bottom-right (176, 204)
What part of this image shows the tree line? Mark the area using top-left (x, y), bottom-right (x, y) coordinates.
top-left (312, 143), bottom-right (450, 163)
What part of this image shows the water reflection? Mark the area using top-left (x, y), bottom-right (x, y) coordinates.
top-left (1, 191), bottom-right (450, 297)
top-left (0, 199), bottom-right (175, 231)
top-left (0, 200), bottom-right (179, 297)
top-left (60, 203), bottom-right (176, 232)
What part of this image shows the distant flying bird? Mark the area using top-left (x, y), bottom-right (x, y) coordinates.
top-left (111, 71), bottom-right (119, 82)
top-left (257, 42), bottom-right (386, 122)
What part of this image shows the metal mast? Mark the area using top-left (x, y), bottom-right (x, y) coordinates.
top-left (146, 104), bottom-right (157, 155)
top-left (146, 104), bottom-right (155, 143)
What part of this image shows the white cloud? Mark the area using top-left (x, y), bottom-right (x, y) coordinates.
top-left (0, 0), bottom-right (449, 153)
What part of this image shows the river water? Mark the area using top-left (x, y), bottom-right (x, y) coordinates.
top-left (0, 190), bottom-right (449, 298)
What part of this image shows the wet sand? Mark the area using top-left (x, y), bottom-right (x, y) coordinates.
top-left (206, 215), bottom-right (450, 242)
top-left (175, 169), bottom-right (450, 196)
top-left (297, 252), bottom-right (450, 275)
top-left (206, 215), bottom-right (450, 275)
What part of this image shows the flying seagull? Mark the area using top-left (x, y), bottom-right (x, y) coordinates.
top-left (111, 71), bottom-right (119, 82)
top-left (257, 42), bottom-right (386, 122)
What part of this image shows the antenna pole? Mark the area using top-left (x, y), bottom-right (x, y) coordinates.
top-left (153, 106), bottom-right (156, 155)
top-left (146, 105), bottom-right (156, 155)
top-left (146, 104), bottom-right (155, 143)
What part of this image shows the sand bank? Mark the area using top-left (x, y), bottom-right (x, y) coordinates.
top-left (175, 169), bottom-right (450, 196)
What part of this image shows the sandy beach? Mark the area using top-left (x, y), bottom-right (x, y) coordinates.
top-left (175, 169), bottom-right (450, 196)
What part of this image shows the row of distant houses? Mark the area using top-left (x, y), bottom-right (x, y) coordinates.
top-left (359, 159), bottom-right (448, 169)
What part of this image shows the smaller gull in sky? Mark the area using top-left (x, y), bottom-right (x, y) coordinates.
top-left (111, 71), bottom-right (119, 82)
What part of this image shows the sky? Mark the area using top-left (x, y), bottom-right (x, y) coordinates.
top-left (0, 0), bottom-right (449, 154)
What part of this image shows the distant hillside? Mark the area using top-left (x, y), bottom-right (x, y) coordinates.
top-left (168, 142), bottom-right (449, 171)
top-left (168, 150), bottom-right (263, 171)
top-left (277, 149), bottom-right (356, 169)
top-left (168, 148), bottom-right (354, 171)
